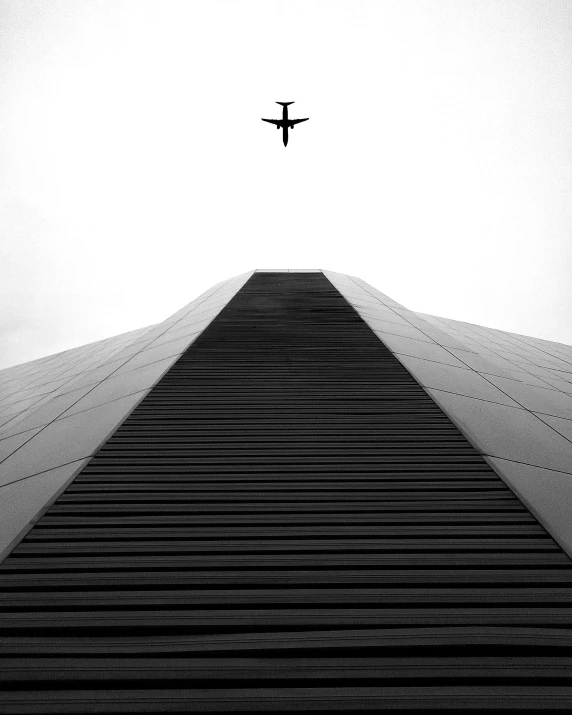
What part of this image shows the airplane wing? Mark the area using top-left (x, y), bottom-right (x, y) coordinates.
top-left (261, 118), bottom-right (281, 126)
top-left (289, 118), bottom-right (309, 126)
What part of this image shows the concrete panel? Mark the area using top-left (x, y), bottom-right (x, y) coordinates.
top-left (353, 306), bottom-right (400, 321)
top-left (0, 386), bottom-right (94, 439)
top-left (0, 391), bottom-right (146, 488)
top-left (175, 307), bottom-right (221, 324)
top-left (147, 323), bottom-right (205, 349)
top-left (10, 375), bottom-right (75, 398)
top-left (408, 328), bottom-right (477, 352)
top-left (0, 459), bottom-right (89, 564)
top-left (112, 337), bottom-right (195, 375)
top-left (0, 396), bottom-right (49, 430)
top-left (484, 375), bottom-right (572, 421)
top-left (540, 376), bottom-right (572, 394)
top-left (486, 369), bottom-right (559, 390)
top-left (0, 427), bottom-right (43, 464)
top-left (57, 358), bottom-right (131, 393)
top-left (0, 388), bottom-right (44, 413)
top-left (58, 357), bottom-right (178, 418)
top-left (346, 279), bottom-right (406, 308)
top-left (397, 356), bottom-right (522, 408)
top-left (548, 368), bottom-right (572, 381)
top-left (445, 349), bottom-right (522, 378)
top-left (364, 319), bottom-right (432, 341)
top-left (374, 333), bottom-right (468, 368)
top-left (486, 457), bottom-right (572, 559)
top-left (536, 413), bottom-right (572, 443)
top-left (426, 388), bottom-right (572, 474)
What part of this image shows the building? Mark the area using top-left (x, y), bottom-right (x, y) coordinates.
top-left (1, 269), bottom-right (572, 711)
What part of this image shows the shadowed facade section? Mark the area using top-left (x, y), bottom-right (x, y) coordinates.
top-left (1, 272), bottom-right (572, 711)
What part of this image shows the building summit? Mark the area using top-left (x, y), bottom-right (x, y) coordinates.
top-left (1, 270), bottom-right (572, 711)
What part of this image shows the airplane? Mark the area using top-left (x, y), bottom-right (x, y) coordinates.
top-left (261, 102), bottom-right (309, 147)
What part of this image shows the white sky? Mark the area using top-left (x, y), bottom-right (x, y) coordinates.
top-left (1, 0), bottom-right (572, 369)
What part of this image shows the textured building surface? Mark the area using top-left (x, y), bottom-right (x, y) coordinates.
top-left (324, 270), bottom-right (572, 557)
top-left (1, 270), bottom-right (572, 711)
top-left (0, 271), bottom-right (254, 560)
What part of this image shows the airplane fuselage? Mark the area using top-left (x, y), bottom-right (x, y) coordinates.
top-left (281, 105), bottom-right (290, 146)
top-left (261, 102), bottom-right (309, 147)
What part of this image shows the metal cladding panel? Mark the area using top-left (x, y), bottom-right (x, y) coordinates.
top-left (1, 272), bottom-right (572, 711)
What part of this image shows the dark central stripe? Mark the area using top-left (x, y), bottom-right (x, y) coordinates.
top-left (1, 272), bottom-right (572, 711)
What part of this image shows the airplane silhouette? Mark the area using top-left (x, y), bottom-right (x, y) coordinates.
top-left (261, 102), bottom-right (309, 147)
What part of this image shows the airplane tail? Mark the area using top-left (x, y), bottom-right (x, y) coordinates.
top-left (276, 101), bottom-right (294, 106)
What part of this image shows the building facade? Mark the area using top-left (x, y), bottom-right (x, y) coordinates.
top-left (1, 270), bottom-right (572, 710)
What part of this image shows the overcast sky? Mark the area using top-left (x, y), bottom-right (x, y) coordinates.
top-left (1, 0), bottom-right (572, 369)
